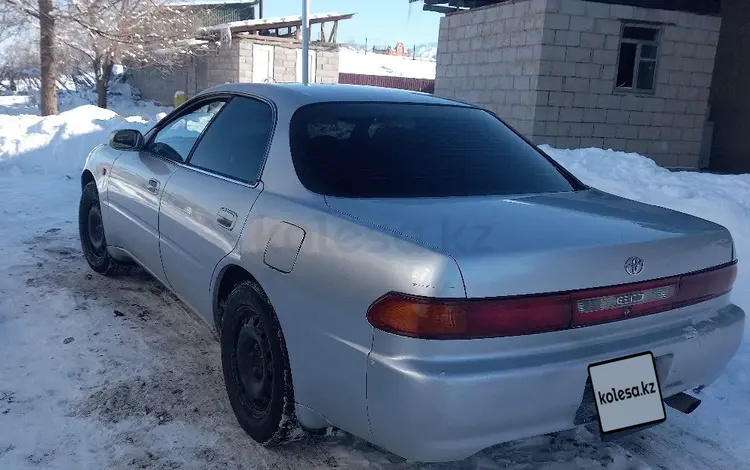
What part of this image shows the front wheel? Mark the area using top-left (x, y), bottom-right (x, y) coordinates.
top-left (78, 181), bottom-right (129, 276)
top-left (221, 280), bottom-right (301, 445)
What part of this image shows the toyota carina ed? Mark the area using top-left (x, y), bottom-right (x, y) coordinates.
top-left (78, 83), bottom-right (744, 462)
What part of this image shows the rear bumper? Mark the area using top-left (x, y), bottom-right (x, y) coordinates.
top-left (365, 298), bottom-right (745, 463)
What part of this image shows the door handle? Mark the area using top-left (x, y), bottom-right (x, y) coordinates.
top-left (147, 179), bottom-right (160, 194)
top-left (217, 208), bottom-right (237, 230)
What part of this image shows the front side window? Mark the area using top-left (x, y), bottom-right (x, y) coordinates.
top-left (290, 102), bottom-right (580, 198)
top-left (187, 96), bottom-right (274, 183)
top-left (150, 101), bottom-right (226, 161)
top-left (616, 24), bottom-right (660, 93)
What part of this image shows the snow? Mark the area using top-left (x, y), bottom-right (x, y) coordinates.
top-left (0, 96), bottom-right (168, 176)
top-left (0, 94), bottom-right (749, 469)
top-left (339, 48), bottom-right (437, 79)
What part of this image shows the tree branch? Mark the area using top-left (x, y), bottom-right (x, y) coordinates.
top-left (3, 0), bottom-right (40, 19)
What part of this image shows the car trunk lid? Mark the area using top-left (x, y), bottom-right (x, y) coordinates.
top-left (325, 189), bottom-right (734, 298)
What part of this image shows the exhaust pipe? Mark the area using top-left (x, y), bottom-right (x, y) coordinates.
top-left (664, 392), bottom-right (701, 414)
top-left (589, 392), bottom-right (701, 442)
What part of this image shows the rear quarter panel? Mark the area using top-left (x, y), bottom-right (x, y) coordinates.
top-left (231, 190), bottom-right (466, 441)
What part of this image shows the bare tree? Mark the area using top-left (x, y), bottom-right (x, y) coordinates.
top-left (2, 0), bottom-right (58, 115)
top-left (38, 0), bottom-right (57, 114)
top-left (3, 0), bottom-right (207, 111)
top-left (0, 2), bottom-right (27, 43)
top-left (0, 38), bottom-right (40, 94)
top-left (60, 0), bottom-right (207, 109)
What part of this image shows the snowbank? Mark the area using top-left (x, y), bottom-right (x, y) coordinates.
top-left (0, 99), bottom-right (166, 176)
top-left (543, 145), bottom-right (750, 312)
top-left (338, 48), bottom-right (436, 79)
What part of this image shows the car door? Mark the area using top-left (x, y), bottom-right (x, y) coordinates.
top-left (106, 100), bottom-right (227, 283)
top-left (158, 95), bottom-right (274, 322)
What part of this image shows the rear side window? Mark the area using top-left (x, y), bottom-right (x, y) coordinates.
top-left (188, 96), bottom-right (273, 183)
top-left (289, 102), bottom-right (578, 198)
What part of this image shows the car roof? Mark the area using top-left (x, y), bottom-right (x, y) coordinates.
top-left (200, 83), bottom-right (472, 108)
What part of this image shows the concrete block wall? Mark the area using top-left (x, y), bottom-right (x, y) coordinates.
top-left (434, 0), bottom-right (722, 168)
top-left (127, 66), bottom-right (190, 106)
top-left (234, 38), bottom-right (339, 84)
top-left (238, 40), bottom-right (253, 83)
top-left (315, 49), bottom-right (340, 84)
top-left (187, 62), bottom-right (198, 97)
top-left (435, 0), bottom-right (547, 137)
top-left (273, 46), bottom-right (298, 82)
top-left (533, 0), bottom-right (721, 168)
top-left (130, 39), bottom-right (339, 104)
top-left (204, 41), bottom-right (241, 87)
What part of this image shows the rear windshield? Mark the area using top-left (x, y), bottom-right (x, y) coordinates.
top-left (289, 102), bottom-right (580, 198)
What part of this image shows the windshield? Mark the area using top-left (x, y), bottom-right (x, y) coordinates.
top-left (289, 102), bottom-right (581, 198)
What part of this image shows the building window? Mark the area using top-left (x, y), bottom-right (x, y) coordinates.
top-left (616, 24), bottom-right (660, 93)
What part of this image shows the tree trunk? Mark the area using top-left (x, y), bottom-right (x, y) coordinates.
top-left (38, 0), bottom-right (58, 116)
top-left (96, 56), bottom-right (114, 109)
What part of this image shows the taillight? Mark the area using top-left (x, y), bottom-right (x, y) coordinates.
top-left (674, 261), bottom-right (737, 308)
top-left (367, 261), bottom-right (737, 340)
top-left (366, 294), bottom-right (571, 340)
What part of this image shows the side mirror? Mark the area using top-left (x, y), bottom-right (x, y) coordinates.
top-left (109, 129), bottom-right (145, 151)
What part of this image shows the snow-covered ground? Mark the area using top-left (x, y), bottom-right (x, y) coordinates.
top-left (0, 94), bottom-right (749, 470)
top-left (338, 48), bottom-right (437, 79)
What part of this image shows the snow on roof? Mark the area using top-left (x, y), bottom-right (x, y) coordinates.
top-left (162, 0), bottom-right (257, 6)
top-left (338, 48), bottom-right (436, 80)
top-left (200, 12), bottom-right (354, 33)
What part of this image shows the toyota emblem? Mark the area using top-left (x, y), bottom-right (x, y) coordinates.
top-left (624, 257), bottom-right (644, 276)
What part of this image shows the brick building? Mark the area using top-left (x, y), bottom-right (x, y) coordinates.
top-left (427, 0), bottom-right (735, 169)
top-left (373, 42), bottom-right (414, 57)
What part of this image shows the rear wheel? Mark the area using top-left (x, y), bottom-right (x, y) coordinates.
top-left (221, 280), bottom-right (301, 445)
top-left (79, 181), bottom-right (129, 276)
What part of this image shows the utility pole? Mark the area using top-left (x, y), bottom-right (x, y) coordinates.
top-left (301, 0), bottom-right (310, 85)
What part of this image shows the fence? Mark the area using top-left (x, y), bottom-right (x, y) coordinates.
top-left (338, 73), bottom-right (435, 94)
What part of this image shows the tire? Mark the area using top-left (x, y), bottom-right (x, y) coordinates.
top-left (221, 280), bottom-right (301, 446)
top-left (78, 181), bottom-right (129, 276)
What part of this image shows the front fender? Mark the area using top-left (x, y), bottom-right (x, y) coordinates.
top-left (81, 144), bottom-right (123, 235)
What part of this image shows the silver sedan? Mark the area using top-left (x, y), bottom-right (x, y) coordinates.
top-left (78, 83), bottom-right (744, 463)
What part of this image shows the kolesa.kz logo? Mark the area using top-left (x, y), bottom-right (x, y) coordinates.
top-left (598, 381), bottom-right (657, 405)
top-left (588, 352), bottom-right (666, 434)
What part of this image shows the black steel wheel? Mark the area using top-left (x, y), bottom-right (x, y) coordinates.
top-left (235, 309), bottom-right (274, 419)
top-left (86, 203), bottom-right (106, 259)
top-left (78, 181), bottom-right (129, 276)
top-left (221, 280), bottom-right (301, 445)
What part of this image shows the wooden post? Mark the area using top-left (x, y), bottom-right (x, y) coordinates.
top-left (320, 22), bottom-right (327, 42)
top-left (331, 20), bottom-right (339, 43)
